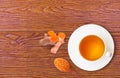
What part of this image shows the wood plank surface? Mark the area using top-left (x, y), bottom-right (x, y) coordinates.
top-left (0, 0), bottom-right (120, 78)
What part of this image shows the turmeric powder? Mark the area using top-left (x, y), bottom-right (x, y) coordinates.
top-left (54, 58), bottom-right (70, 72)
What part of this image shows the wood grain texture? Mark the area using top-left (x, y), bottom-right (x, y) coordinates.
top-left (0, 0), bottom-right (120, 78)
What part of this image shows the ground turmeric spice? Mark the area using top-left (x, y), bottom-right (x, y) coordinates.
top-left (54, 58), bottom-right (70, 72)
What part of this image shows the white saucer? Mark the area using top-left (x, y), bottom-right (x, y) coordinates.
top-left (68, 24), bottom-right (114, 71)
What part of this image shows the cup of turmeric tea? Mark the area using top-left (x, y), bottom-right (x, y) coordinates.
top-left (68, 24), bottom-right (114, 71)
top-left (79, 35), bottom-right (105, 61)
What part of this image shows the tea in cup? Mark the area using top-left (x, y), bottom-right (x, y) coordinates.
top-left (79, 35), bottom-right (105, 61)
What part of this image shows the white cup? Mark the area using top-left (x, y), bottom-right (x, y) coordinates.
top-left (68, 24), bottom-right (114, 71)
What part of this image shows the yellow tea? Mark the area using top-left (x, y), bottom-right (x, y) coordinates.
top-left (79, 35), bottom-right (105, 61)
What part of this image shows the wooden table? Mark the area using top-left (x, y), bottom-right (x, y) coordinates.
top-left (0, 0), bottom-right (120, 78)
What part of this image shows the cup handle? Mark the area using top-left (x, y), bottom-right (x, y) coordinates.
top-left (105, 51), bottom-right (112, 57)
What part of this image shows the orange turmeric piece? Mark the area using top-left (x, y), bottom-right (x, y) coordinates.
top-left (54, 58), bottom-right (70, 72)
top-left (47, 30), bottom-right (56, 37)
top-left (58, 32), bottom-right (66, 40)
top-left (50, 36), bottom-right (59, 43)
top-left (47, 31), bottom-right (66, 43)
top-left (48, 30), bottom-right (59, 43)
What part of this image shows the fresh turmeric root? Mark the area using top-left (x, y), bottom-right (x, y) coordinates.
top-left (50, 31), bottom-right (66, 54)
top-left (39, 30), bottom-right (66, 54)
top-left (39, 33), bottom-right (55, 46)
top-left (48, 30), bottom-right (59, 43)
